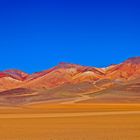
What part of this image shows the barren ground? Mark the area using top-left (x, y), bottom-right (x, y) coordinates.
top-left (0, 104), bottom-right (140, 140)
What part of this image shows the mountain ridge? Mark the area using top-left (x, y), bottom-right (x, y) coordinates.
top-left (0, 56), bottom-right (140, 105)
top-left (1, 56), bottom-right (140, 79)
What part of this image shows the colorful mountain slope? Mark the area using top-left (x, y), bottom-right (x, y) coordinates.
top-left (0, 57), bottom-right (140, 105)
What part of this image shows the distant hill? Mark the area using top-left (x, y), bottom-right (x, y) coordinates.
top-left (0, 57), bottom-right (140, 105)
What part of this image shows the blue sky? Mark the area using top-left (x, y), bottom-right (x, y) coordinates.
top-left (0, 0), bottom-right (140, 73)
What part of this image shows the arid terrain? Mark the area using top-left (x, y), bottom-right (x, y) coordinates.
top-left (0, 104), bottom-right (140, 140)
top-left (0, 57), bottom-right (140, 105)
top-left (0, 57), bottom-right (140, 139)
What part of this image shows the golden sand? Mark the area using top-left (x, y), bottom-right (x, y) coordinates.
top-left (0, 104), bottom-right (140, 140)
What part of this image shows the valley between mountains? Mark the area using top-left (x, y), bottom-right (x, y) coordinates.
top-left (0, 57), bottom-right (140, 106)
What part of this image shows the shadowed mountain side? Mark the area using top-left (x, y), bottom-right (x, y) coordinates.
top-left (0, 78), bottom-right (125, 105)
top-left (0, 81), bottom-right (114, 105)
top-left (78, 79), bottom-right (140, 103)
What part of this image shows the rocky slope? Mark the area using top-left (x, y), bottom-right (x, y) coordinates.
top-left (0, 57), bottom-right (140, 105)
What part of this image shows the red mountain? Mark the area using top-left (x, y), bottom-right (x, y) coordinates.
top-left (4, 69), bottom-right (29, 81)
top-left (24, 62), bottom-right (105, 89)
top-left (1, 57), bottom-right (140, 89)
top-left (0, 57), bottom-right (140, 105)
top-left (0, 69), bottom-right (29, 81)
top-left (106, 57), bottom-right (140, 80)
top-left (0, 70), bottom-right (28, 92)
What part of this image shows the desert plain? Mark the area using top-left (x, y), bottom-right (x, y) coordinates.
top-left (0, 57), bottom-right (140, 139)
top-left (0, 104), bottom-right (140, 140)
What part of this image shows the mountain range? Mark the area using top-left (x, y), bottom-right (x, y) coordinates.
top-left (0, 57), bottom-right (140, 106)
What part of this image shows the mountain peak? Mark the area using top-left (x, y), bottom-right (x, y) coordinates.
top-left (125, 57), bottom-right (140, 64)
top-left (4, 69), bottom-right (29, 80)
top-left (57, 62), bottom-right (81, 68)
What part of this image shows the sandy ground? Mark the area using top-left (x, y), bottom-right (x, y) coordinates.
top-left (0, 111), bottom-right (140, 118)
top-left (0, 104), bottom-right (140, 140)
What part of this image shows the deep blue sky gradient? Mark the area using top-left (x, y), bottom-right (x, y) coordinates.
top-left (0, 0), bottom-right (140, 73)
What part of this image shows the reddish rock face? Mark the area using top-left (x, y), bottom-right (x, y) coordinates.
top-left (3, 69), bottom-right (29, 81)
top-left (0, 57), bottom-right (140, 90)
top-left (23, 62), bottom-right (106, 89)
top-left (105, 57), bottom-right (140, 80)
top-left (0, 70), bottom-right (28, 91)
top-left (0, 72), bottom-right (8, 78)
top-left (0, 57), bottom-right (140, 105)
